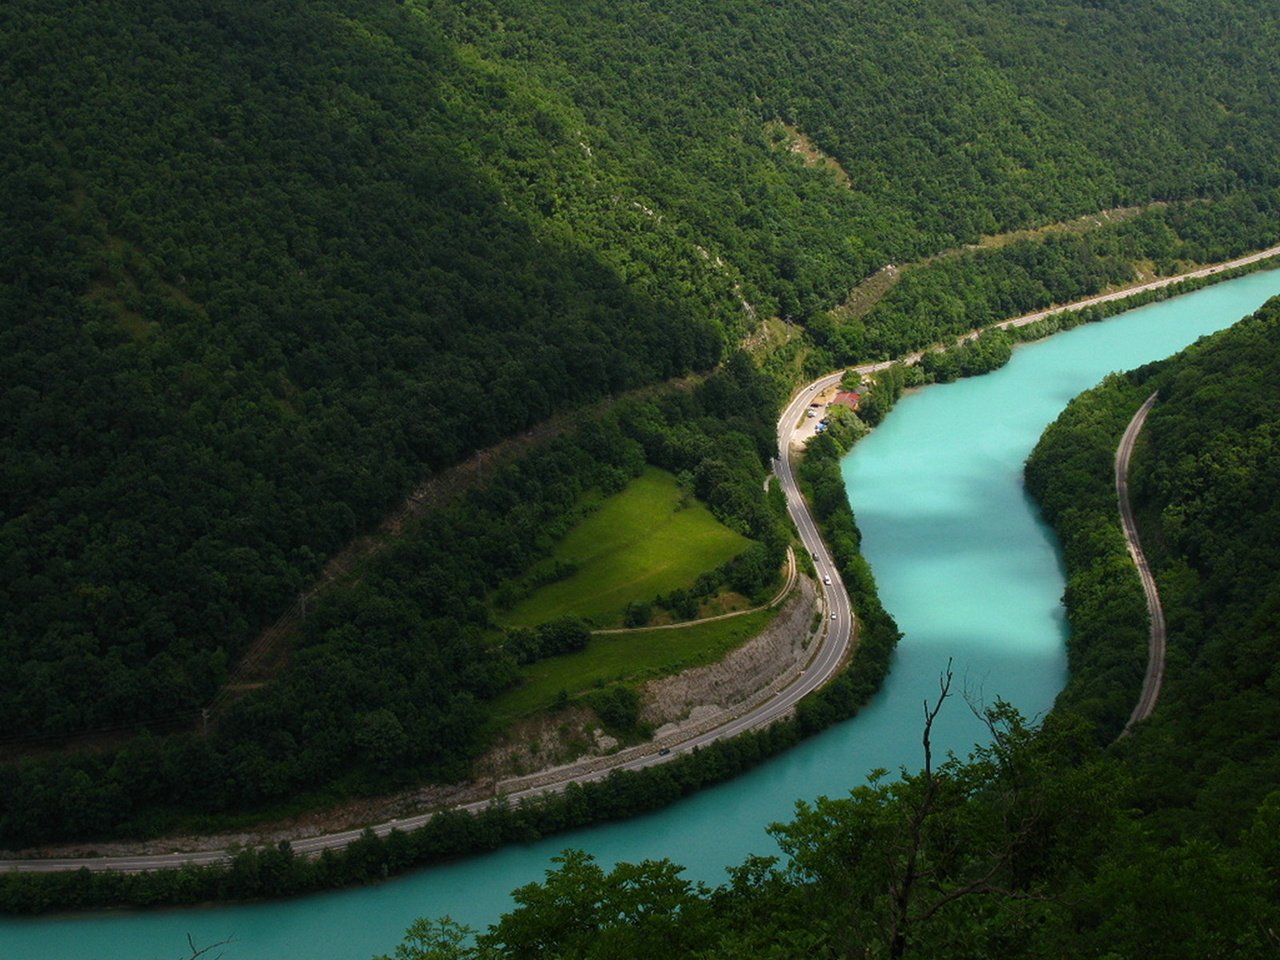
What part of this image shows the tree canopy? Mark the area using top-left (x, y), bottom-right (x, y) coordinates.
top-left (4, 0), bottom-right (1280, 841)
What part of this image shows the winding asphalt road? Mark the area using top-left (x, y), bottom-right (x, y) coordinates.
top-left (7, 247), bottom-right (1273, 874)
top-left (0, 384), bottom-right (856, 875)
top-left (1116, 392), bottom-right (1166, 735)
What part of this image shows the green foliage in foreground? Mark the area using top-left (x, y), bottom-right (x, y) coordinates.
top-left (379, 704), bottom-right (1280, 960)
top-left (501, 467), bottom-right (751, 629)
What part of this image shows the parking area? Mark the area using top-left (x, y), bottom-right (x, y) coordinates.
top-left (792, 385), bottom-right (840, 444)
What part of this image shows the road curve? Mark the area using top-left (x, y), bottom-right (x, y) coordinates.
top-left (12, 245), bottom-right (1274, 874)
top-left (1116, 392), bottom-right (1166, 736)
top-left (0, 384), bottom-right (856, 875)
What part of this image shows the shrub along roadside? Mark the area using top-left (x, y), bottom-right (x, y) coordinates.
top-left (792, 431), bottom-right (903, 733)
top-left (1007, 254), bottom-right (1280, 344)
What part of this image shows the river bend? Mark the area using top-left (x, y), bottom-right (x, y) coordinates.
top-left (4, 269), bottom-right (1280, 959)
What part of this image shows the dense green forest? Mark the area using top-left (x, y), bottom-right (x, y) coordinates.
top-left (1061, 296), bottom-right (1280, 840)
top-left (1028, 294), bottom-right (1280, 794)
top-left (0, 355), bottom-right (788, 845)
top-left (4, 0), bottom-right (1280, 844)
top-left (370, 300), bottom-right (1280, 959)
top-left (827, 196), bottom-right (1280, 363)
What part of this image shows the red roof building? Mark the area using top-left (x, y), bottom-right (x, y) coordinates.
top-left (831, 391), bottom-right (861, 411)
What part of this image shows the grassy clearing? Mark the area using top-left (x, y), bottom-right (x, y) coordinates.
top-left (502, 466), bottom-right (751, 628)
top-left (828, 204), bottom-right (1163, 326)
top-left (487, 607), bottom-right (778, 727)
top-left (765, 119), bottom-right (853, 188)
top-left (743, 313), bottom-right (803, 360)
top-left (830, 265), bottom-right (902, 322)
top-left (966, 203), bottom-right (1155, 253)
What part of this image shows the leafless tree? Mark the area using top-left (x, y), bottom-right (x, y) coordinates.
top-left (884, 660), bottom-right (1053, 959)
top-left (180, 933), bottom-right (236, 960)
top-left (885, 661), bottom-right (952, 960)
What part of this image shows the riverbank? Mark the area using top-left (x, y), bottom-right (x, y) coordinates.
top-left (0, 391), bottom-right (892, 908)
top-left (5, 244), bottom-right (1274, 911)
top-left (7, 247), bottom-right (1280, 960)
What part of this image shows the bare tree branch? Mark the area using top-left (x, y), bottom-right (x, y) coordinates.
top-left (913, 876), bottom-right (1057, 925)
top-left (182, 933), bottom-right (237, 960)
top-left (921, 659), bottom-right (953, 780)
top-left (887, 659), bottom-right (953, 960)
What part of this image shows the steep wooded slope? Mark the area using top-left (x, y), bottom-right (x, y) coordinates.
top-left (1122, 300), bottom-right (1280, 839)
top-left (3, 0), bottom-right (1280, 838)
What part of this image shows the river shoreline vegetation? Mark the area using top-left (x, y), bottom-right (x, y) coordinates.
top-left (811, 195), bottom-right (1280, 366)
top-left (365, 299), bottom-right (1280, 959)
top-left (0, 351), bottom-right (904, 910)
top-left (4, 0), bottom-right (1280, 927)
top-left (1030, 297), bottom-right (1280, 834)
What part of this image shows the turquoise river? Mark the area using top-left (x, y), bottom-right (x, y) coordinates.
top-left (5, 268), bottom-right (1280, 959)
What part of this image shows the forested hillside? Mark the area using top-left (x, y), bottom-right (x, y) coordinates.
top-left (3, 0), bottom-right (1280, 841)
top-left (1028, 296), bottom-right (1280, 806)
top-left (1120, 301), bottom-right (1280, 839)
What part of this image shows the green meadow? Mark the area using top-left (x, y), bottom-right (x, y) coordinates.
top-left (488, 608), bottom-right (778, 726)
top-left (503, 466), bottom-right (751, 628)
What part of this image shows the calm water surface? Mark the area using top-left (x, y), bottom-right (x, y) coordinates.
top-left (7, 270), bottom-right (1280, 960)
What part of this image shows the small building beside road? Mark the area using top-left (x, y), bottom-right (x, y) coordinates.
top-left (831, 390), bottom-right (862, 411)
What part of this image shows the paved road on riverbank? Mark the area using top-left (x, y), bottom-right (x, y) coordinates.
top-left (1116, 392), bottom-right (1166, 735)
top-left (1000, 243), bottom-right (1280, 330)
top-left (8, 244), bottom-right (1274, 874)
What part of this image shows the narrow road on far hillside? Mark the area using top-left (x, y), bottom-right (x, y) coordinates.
top-left (1116, 392), bottom-right (1166, 736)
top-left (8, 243), bottom-right (1274, 874)
top-left (999, 243), bottom-right (1280, 331)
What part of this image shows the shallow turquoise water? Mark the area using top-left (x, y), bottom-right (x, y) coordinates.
top-left (6, 270), bottom-right (1280, 960)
